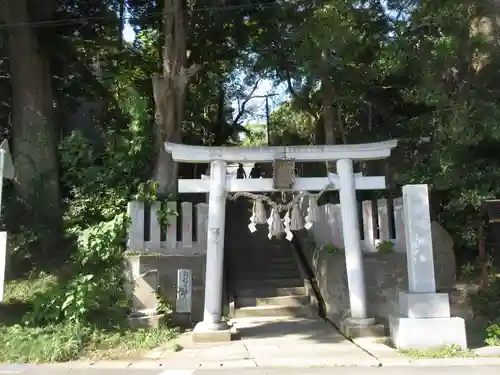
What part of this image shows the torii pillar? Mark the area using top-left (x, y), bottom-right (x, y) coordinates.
top-left (165, 140), bottom-right (398, 342)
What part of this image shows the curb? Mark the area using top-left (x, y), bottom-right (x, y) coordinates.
top-left (353, 338), bottom-right (500, 368)
top-left (3, 356), bottom-right (500, 370)
top-left (401, 357), bottom-right (500, 367)
top-left (375, 356), bottom-right (500, 367)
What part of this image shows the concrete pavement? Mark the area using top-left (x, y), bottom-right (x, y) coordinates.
top-left (151, 316), bottom-right (382, 368)
top-left (1, 317), bottom-right (500, 373)
top-left (2, 366), bottom-right (500, 375)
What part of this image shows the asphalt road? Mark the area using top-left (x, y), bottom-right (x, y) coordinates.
top-left (2, 366), bottom-right (500, 375)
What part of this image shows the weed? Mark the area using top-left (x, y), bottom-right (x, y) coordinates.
top-left (376, 240), bottom-right (394, 254)
top-left (399, 344), bottom-right (476, 359)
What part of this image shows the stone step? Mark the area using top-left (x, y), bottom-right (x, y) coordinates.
top-left (234, 304), bottom-right (313, 318)
top-left (236, 294), bottom-right (310, 308)
top-left (230, 269), bottom-right (301, 278)
top-left (233, 277), bottom-right (304, 289)
top-left (230, 265), bottom-right (297, 272)
top-left (231, 274), bottom-right (302, 283)
top-left (236, 286), bottom-right (307, 298)
top-left (231, 256), bottom-right (296, 265)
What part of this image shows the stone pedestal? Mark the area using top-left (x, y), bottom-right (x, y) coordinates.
top-left (398, 291), bottom-right (450, 318)
top-left (340, 317), bottom-right (385, 338)
top-left (192, 321), bottom-right (233, 343)
top-left (390, 316), bottom-right (467, 350)
top-left (390, 291), bottom-right (467, 349)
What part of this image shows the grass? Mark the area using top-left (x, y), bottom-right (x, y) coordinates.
top-left (4, 271), bottom-right (58, 303)
top-left (399, 345), bottom-right (477, 359)
top-left (0, 323), bottom-right (180, 363)
top-left (0, 273), bottom-right (180, 363)
top-left (376, 338), bottom-right (479, 359)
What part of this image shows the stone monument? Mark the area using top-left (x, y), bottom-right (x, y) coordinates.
top-left (389, 184), bottom-right (467, 349)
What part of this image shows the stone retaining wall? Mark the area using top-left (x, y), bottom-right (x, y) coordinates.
top-left (295, 221), bottom-right (458, 325)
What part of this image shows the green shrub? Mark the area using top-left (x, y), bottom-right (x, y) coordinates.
top-left (485, 324), bottom-right (500, 346)
top-left (320, 243), bottom-right (342, 254)
top-left (377, 240), bottom-right (394, 253)
top-left (469, 277), bottom-right (500, 319)
top-left (25, 213), bottom-right (130, 327)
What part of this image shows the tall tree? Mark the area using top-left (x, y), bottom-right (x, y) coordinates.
top-left (0, 1), bottom-right (61, 227)
top-left (151, 0), bottom-right (200, 194)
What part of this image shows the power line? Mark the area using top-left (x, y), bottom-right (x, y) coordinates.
top-left (0, 0), bottom-right (310, 29)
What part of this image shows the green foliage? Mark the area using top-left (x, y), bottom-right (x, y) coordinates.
top-left (399, 344), bottom-right (475, 359)
top-left (134, 181), bottom-right (178, 232)
top-left (376, 240), bottom-right (395, 254)
top-left (0, 323), bottom-right (91, 363)
top-left (4, 272), bottom-right (58, 304)
top-left (241, 124), bottom-right (267, 147)
top-left (485, 324), bottom-right (500, 347)
top-left (460, 262), bottom-right (477, 279)
top-left (469, 278), bottom-right (500, 320)
top-left (59, 125), bottom-right (152, 230)
top-left (270, 103), bottom-right (315, 145)
top-left (22, 75), bottom-right (159, 328)
top-left (25, 213), bottom-right (130, 326)
top-left (155, 291), bottom-right (174, 316)
top-left (320, 243), bottom-right (342, 254)
top-left (0, 322), bottom-right (179, 363)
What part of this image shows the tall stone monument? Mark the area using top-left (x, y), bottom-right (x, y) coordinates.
top-left (389, 185), bottom-right (467, 349)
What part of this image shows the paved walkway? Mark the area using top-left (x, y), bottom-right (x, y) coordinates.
top-left (4, 365), bottom-right (500, 375)
top-left (2, 317), bottom-right (500, 373)
top-left (155, 316), bottom-right (380, 368)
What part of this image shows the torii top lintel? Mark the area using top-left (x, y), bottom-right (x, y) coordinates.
top-left (164, 140), bottom-right (398, 163)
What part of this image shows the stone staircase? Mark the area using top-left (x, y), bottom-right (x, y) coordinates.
top-left (225, 200), bottom-right (314, 319)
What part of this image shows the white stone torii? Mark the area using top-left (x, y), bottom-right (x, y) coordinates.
top-left (165, 140), bottom-right (398, 339)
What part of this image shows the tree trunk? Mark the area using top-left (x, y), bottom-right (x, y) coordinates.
top-left (0, 0), bottom-right (61, 261)
top-left (152, 0), bottom-right (199, 195)
top-left (0, 0), bottom-right (60, 211)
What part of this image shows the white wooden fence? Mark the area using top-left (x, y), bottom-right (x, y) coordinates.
top-left (127, 200), bottom-right (209, 254)
top-left (301, 196), bottom-right (406, 253)
top-left (127, 196), bottom-right (406, 254)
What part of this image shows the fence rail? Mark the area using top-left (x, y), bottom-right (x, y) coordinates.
top-left (127, 195), bottom-right (407, 254)
top-left (301, 196), bottom-right (406, 252)
top-left (127, 200), bottom-right (209, 254)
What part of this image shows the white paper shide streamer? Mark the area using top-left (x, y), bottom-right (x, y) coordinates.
top-left (267, 204), bottom-right (285, 239)
top-left (283, 211), bottom-right (293, 241)
top-left (248, 199), bottom-right (267, 233)
top-left (253, 199), bottom-right (267, 224)
top-left (305, 195), bottom-right (318, 229)
top-left (289, 202), bottom-right (305, 231)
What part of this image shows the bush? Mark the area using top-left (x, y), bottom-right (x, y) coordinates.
top-left (469, 277), bottom-right (500, 319)
top-left (377, 240), bottom-right (394, 253)
top-left (25, 213), bottom-right (130, 327)
top-left (485, 324), bottom-right (500, 346)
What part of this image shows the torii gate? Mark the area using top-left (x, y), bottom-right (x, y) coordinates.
top-left (165, 140), bottom-right (398, 339)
